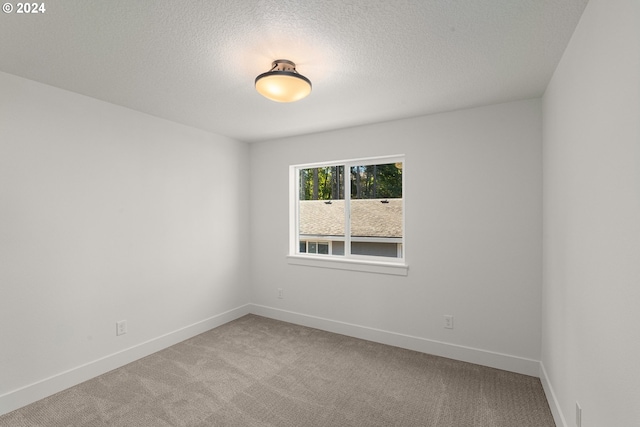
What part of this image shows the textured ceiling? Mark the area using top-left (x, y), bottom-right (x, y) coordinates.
top-left (0, 0), bottom-right (588, 142)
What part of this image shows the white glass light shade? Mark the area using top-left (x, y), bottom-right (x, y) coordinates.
top-left (255, 60), bottom-right (312, 103)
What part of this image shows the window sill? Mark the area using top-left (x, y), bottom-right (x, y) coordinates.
top-left (287, 255), bottom-right (408, 276)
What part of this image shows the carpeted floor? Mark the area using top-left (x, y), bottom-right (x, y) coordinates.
top-left (0, 314), bottom-right (555, 427)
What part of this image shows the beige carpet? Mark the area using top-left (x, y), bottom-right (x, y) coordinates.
top-left (0, 314), bottom-right (555, 427)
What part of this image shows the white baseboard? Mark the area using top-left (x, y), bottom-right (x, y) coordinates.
top-left (249, 304), bottom-right (541, 377)
top-left (540, 362), bottom-right (567, 427)
top-left (0, 304), bottom-right (250, 416)
top-left (1, 303), bottom-right (545, 418)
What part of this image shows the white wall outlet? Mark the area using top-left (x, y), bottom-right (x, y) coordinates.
top-left (444, 315), bottom-right (454, 329)
top-left (576, 402), bottom-right (582, 427)
top-left (116, 320), bottom-right (127, 336)
top-left (277, 288), bottom-right (284, 299)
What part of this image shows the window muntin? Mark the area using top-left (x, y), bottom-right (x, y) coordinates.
top-left (292, 156), bottom-right (404, 263)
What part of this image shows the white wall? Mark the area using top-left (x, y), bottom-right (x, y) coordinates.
top-left (541, 0), bottom-right (640, 426)
top-left (0, 71), bottom-right (250, 414)
top-left (250, 99), bottom-right (543, 374)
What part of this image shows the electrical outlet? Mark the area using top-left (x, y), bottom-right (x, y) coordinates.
top-left (444, 315), bottom-right (454, 329)
top-left (116, 320), bottom-right (127, 336)
top-left (277, 288), bottom-right (284, 299)
top-left (576, 402), bottom-right (582, 427)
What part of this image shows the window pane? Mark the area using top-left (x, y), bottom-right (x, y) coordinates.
top-left (352, 242), bottom-right (398, 257)
top-left (308, 242), bottom-right (317, 253)
top-left (332, 240), bottom-right (345, 255)
top-left (350, 162), bottom-right (403, 258)
top-left (299, 241), bottom-right (307, 253)
top-left (318, 242), bottom-right (329, 254)
top-left (350, 163), bottom-right (402, 200)
top-left (298, 166), bottom-right (345, 257)
top-left (299, 166), bottom-right (345, 201)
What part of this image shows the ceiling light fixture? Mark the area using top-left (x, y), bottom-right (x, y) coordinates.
top-left (255, 60), bottom-right (312, 103)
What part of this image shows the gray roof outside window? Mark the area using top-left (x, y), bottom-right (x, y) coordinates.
top-left (299, 199), bottom-right (402, 238)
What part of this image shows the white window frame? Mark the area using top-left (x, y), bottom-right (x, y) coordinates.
top-left (288, 155), bottom-right (408, 276)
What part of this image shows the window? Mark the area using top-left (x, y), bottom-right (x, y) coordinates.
top-left (289, 155), bottom-right (407, 275)
top-left (300, 240), bottom-right (331, 255)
